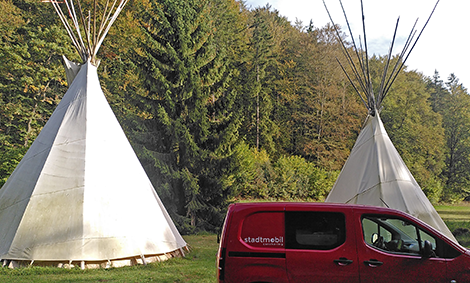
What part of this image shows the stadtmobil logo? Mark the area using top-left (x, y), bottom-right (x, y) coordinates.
top-left (244, 236), bottom-right (284, 246)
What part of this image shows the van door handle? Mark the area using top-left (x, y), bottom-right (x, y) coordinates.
top-left (334, 257), bottom-right (353, 266)
top-left (364, 259), bottom-right (383, 267)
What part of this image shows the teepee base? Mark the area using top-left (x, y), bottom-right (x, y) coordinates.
top-left (1, 247), bottom-right (188, 269)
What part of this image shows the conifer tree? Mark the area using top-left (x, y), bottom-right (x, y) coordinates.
top-left (240, 6), bottom-right (278, 154)
top-left (133, 0), bottom-right (239, 230)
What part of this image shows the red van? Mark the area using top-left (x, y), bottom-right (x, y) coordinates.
top-left (216, 202), bottom-right (470, 283)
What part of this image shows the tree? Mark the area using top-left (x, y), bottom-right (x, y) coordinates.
top-left (428, 70), bottom-right (448, 112)
top-left (237, 6), bottom-right (281, 154)
top-left (378, 60), bottom-right (445, 202)
top-left (0, 0), bottom-right (74, 186)
top-left (434, 74), bottom-right (470, 200)
top-left (287, 24), bottom-right (363, 170)
top-left (131, 0), bottom-right (241, 230)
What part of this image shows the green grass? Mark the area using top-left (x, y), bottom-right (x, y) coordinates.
top-left (1, 205), bottom-right (470, 282)
top-left (435, 204), bottom-right (470, 247)
top-left (0, 234), bottom-right (218, 283)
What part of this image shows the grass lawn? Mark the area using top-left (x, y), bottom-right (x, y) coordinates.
top-left (0, 234), bottom-right (218, 283)
top-left (1, 205), bottom-right (470, 282)
top-left (435, 204), bottom-right (470, 247)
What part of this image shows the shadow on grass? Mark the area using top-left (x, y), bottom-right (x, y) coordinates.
top-left (444, 220), bottom-right (470, 248)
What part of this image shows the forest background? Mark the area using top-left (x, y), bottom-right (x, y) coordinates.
top-left (1, 0), bottom-right (469, 234)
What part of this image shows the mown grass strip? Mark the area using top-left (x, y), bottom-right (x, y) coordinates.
top-left (436, 204), bottom-right (470, 247)
top-left (0, 234), bottom-right (218, 283)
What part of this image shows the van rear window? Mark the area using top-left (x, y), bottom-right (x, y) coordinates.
top-left (285, 211), bottom-right (345, 250)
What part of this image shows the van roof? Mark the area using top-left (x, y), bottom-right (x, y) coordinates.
top-left (228, 202), bottom-right (412, 216)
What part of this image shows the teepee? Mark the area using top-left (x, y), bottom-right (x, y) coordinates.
top-left (323, 0), bottom-right (456, 242)
top-left (0, 0), bottom-right (187, 268)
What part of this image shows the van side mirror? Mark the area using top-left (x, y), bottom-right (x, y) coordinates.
top-left (422, 240), bottom-right (434, 258)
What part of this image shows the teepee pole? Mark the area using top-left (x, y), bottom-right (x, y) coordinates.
top-left (359, 0), bottom-right (372, 107)
top-left (75, 0), bottom-right (93, 60)
top-left (336, 58), bottom-right (368, 108)
top-left (93, 0), bottom-right (129, 56)
top-left (381, 0), bottom-right (440, 103)
top-left (323, 0), bottom-right (369, 108)
top-left (338, 0), bottom-right (368, 95)
top-left (380, 20), bottom-right (418, 104)
top-left (93, 0), bottom-right (97, 53)
top-left (50, 0), bottom-right (129, 65)
top-left (325, 0), bottom-right (440, 113)
top-left (377, 17), bottom-right (400, 103)
top-left (51, 0), bottom-right (86, 61)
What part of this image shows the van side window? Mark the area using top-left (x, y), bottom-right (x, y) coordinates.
top-left (363, 216), bottom-right (424, 255)
top-left (285, 212), bottom-right (345, 250)
top-left (362, 215), bottom-right (460, 258)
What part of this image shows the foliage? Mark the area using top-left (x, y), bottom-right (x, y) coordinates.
top-left (226, 142), bottom-right (338, 201)
top-left (271, 155), bottom-right (338, 200)
top-left (428, 73), bottom-right (470, 201)
top-left (127, 0), bottom-right (241, 230)
top-left (1, 0), bottom-right (470, 231)
top-left (224, 142), bottom-right (272, 199)
top-left (286, 24), bottom-right (364, 170)
top-left (238, 5), bottom-right (280, 154)
top-left (377, 61), bottom-right (446, 200)
top-left (0, 0), bottom-right (74, 187)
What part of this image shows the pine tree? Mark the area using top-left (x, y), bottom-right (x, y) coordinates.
top-left (239, 6), bottom-right (278, 154)
top-left (133, 0), bottom-right (239, 230)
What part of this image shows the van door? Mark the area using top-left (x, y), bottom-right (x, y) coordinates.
top-left (285, 209), bottom-right (360, 283)
top-left (357, 214), bottom-right (447, 283)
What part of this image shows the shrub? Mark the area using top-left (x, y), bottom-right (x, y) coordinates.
top-left (271, 155), bottom-right (338, 201)
top-left (224, 142), bottom-right (338, 202)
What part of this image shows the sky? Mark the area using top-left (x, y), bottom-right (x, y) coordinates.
top-left (244, 0), bottom-right (469, 88)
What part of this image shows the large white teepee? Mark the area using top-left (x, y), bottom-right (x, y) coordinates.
top-left (0, 0), bottom-right (187, 268)
top-left (323, 0), bottom-right (456, 242)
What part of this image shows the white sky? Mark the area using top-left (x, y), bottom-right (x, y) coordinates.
top-left (244, 0), bottom-right (469, 88)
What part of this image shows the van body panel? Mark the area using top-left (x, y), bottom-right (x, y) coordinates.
top-left (354, 209), bottom-right (455, 283)
top-left (446, 251), bottom-right (470, 282)
top-left (217, 202), bottom-right (470, 283)
top-left (357, 238), bottom-right (447, 283)
top-left (224, 257), bottom-right (288, 283)
top-left (285, 207), bottom-right (359, 282)
top-left (240, 211), bottom-right (285, 249)
top-left (219, 203), bottom-right (288, 283)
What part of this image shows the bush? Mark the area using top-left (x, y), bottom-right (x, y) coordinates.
top-left (225, 142), bottom-right (338, 202)
top-left (421, 176), bottom-right (444, 204)
top-left (225, 142), bottom-right (271, 199)
top-left (271, 155), bottom-right (338, 201)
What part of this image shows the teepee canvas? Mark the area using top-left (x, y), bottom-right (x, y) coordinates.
top-left (323, 0), bottom-right (456, 242)
top-left (0, 0), bottom-right (187, 268)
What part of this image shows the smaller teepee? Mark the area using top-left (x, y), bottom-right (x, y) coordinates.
top-left (323, 0), bottom-right (456, 242)
top-left (0, 0), bottom-right (187, 268)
